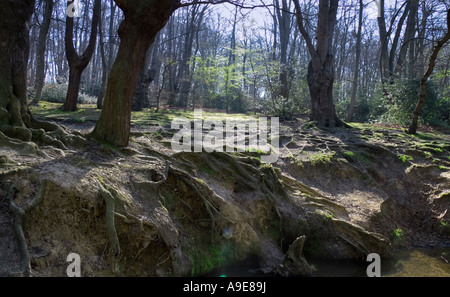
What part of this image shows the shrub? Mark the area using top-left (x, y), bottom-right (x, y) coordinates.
top-left (41, 83), bottom-right (97, 104)
top-left (379, 78), bottom-right (444, 125)
top-left (41, 83), bottom-right (68, 103)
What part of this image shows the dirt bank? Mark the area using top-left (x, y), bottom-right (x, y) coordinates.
top-left (0, 119), bottom-right (449, 276)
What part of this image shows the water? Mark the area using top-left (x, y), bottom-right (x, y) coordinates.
top-left (308, 247), bottom-right (450, 277)
top-left (381, 247), bottom-right (450, 277)
top-left (206, 248), bottom-right (450, 277)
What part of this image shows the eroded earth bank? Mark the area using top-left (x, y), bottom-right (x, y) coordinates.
top-left (1, 119), bottom-right (449, 277)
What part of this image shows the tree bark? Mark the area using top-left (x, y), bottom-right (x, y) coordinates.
top-left (92, 0), bottom-right (176, 147)
top-left (293, 0), bottom-right (344, 128)
top-left (346, 0), bottom-right (363, 122)
top-left (132, 49), bottom-right (153, 111)
top-left (31, 0), bottom-right (53, 105)
top-left (62, 0), bottom-right (101, 112)
top-left (97, 4), bottom-right (107, 110)
top-left (0, 0), bottom-right (35, 140)
top-left (407, 9), bottom-right (450, 134)
top-left (377, 0), bottom-right (390, 83)
top-left (393, 0), bottom-right (418, 78)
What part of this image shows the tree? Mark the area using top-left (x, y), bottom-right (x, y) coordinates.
top-left (31, 0), bottom-right (54, 105)
top-left (407, 8), bottom-right (450, 134)
top-left (293, 0), bottom-right (345, 127)
top-left (0, 0), bottom-right (36, 141)
top-left (97, 0), bottom-right (118, 109)
top-left (273, 0), bottom-right (293, 119)
top-left (62, 0), bottom-right (101, 111)
top-left (91, 0), bottom-right (176, 146)
top-left (346, 0), bottom-right (363, 122)
top-left (0, 0), bottom-right (83, 150)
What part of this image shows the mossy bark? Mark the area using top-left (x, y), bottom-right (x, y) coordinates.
top-left (92, 1), bottom-right (175, 147)
top-left (0, 0), bottom-right (35, 136)
top-left (0, 0), bottom-right (84, 148)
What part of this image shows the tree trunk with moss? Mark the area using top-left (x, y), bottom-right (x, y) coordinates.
top-left (0, 0), bottom-right (35, 141)
top-left (0, 0), bottom-right (85, 149)
top-left (92, 0), bottom-right (176, 146)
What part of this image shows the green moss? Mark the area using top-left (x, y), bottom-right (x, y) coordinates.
top-left (189, 244), bottom-right (231, 276)
top-left (344, 151), bottom-right (355, 158)
top-left (354, 152), bottom-right (372, 165)
top-left (200, 165), bottom-right (215, 175)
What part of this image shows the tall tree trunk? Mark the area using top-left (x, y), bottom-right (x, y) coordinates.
top-left (0, 0), bottom-right (35, 140)
top-left (394, 0), bottom-right (418, 78)
top-left (293, 0), bottom-right (344, 128)
top-left (166, 17), bottom-right (177, 107)
top-left (149, 31), bottom-right (162, 101)
top-left (225, 6), bottom-right (238, 113)
top-left (92, 0), bottom-right (175, 146)
top-left (347, 0), bottom-right (363, 122)
top-left (97, 4), bottom-right (107, 109)
top-left (31, 0), bottom-right (54, 105)
top-left (132, 48), bottom-right (153, 111)
top-left (377, 0), bottom-right (390, 84)
top-left (62, 0), bottom-right (101, 112)
top-left (28, 13), bottom-right (39, 88)
top-left (275, 0), bottom-right (291, 119)
top-left (407, 9), bottom-right (450, 134)
top-left (98, 1), bottom-right (117, 109)
top-left (176, 5), bottom-right (206, 108)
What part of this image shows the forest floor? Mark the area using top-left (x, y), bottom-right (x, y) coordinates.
top-left (0, 102), bottom-right (449, 277)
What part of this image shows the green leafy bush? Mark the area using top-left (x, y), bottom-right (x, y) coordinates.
top-left (379, 79), bottom-right (446, 125)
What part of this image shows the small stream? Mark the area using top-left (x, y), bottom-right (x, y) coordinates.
top-left (310, 247), bottom-right (450, 277)
top-left (207, 247), bottom-right (450, 277)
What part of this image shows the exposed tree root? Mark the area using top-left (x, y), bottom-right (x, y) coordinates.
top-left (0, 131), bottom-right (37, 153)
top-left (277, 236), bottom-right (314, 276)
top-left (8, 180), bottom-right (48, 277)
top-left (1, 116), bottom-right (86, 152)
top-left (97, 181), bottom-right (121, 274)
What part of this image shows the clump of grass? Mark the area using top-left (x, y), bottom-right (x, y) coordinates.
top-left (397, 154), bottom-right (413, 163)
top-left (310, 152), bottom-right (335, 165)
top-left (391, 228), bottom-right (405, 242)
top-left (423, 151), bottom-right (432, 159)
top-left (246, 147), bottom-right (263, 154)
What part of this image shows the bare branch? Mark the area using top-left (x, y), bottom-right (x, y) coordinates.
top-left (292, 0), bottom-right (316, 59)
top-left (177, 0), bottom-right (274, 10)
